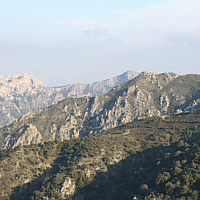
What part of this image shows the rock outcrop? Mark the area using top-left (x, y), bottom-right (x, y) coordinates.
top-left (0, 72), bottom-right (200, 150)
top-left (3, 124), bottom-right (43, 150)
top-left (0, 71), bottom-right (139, 127)
top-left (60, 177), bottom-right (75, 198)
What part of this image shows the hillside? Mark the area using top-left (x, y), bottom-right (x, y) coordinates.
top-left (0, 109), bottom-right (200, 199)
top-left (0, 72), bottom-right (200, 150)
top-left (0, 70), bottom-right (139, 127)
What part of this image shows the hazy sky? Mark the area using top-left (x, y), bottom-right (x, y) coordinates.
top-left (0, 0), bottom-right (200, 87)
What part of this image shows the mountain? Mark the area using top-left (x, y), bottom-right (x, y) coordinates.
top-left (0, 70), bottom-right (139, 127)
top-left (0, 108), bottom-right (200, 199)
top-left (0, 72), bottom-right (200, 151)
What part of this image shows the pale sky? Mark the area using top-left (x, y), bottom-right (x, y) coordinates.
top-left (0, 0), bottom-right (200, 87)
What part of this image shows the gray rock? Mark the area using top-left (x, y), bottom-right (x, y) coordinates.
top-left (0, 71), bottom-right (139, 127)
top-left (60, 177), bottom-right (75, 198)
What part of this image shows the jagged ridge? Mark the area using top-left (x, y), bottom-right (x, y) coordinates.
top-left (0, 70), bottom-right (139, 127)
top-left (0, 72), bottom-right (200, 150)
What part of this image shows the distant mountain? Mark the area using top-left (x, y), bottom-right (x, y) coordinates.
top-left (0, 70), bottom-right (139, 127)
top-left (0, 109), bottom-right (200, 199)
top-left (0, 72), bottom-right (200, 150)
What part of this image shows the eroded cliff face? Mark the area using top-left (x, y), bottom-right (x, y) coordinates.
top-left (0, 72), bottom-right (200, 150)
top-left (3, 124), bottom-right (43, 150)
top-left (0, 71), bottom-right (139, 127)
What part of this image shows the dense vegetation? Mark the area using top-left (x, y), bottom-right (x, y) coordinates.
top-left (0, 109), bottom-right (200, 199)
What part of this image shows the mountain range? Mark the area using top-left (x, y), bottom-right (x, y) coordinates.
top-left (0, 71), bottom-right (200, 151)
top-left (0, 70), bottom-right (200, 199)
top-left (0, 70), bottom-right (139, 127)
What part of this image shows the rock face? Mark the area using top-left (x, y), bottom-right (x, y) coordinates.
top-left (60, 177), bottom-right (75, 198)
top-left (0, 71), bottom-right (139, 127)
top-left (3, 123), bottom-right (43, 149)
top-left (0, 72), bottom-right (200, 150)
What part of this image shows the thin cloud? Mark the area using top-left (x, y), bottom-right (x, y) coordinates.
top-left (84, 26), bottom-right (123, 43)
top-left (115, 11), bottom-right (131, 16)
top-left (54, 19), bottom-right (98, 27)
top-left (64, 76), bottom-right (77, 84)
top-left (192, 27), bottom-right (200, 39)
top-left (84, 27), bottom-right (108, 37)
top-left (165, 27), bottom-right (200, 48)
top-left (53, 0), bottom-right (200, 39)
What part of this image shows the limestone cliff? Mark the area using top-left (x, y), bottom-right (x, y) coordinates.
top-left (0, 72), bottom-right (200, 150)
top-left (0, 70), bottom-right (139, 127)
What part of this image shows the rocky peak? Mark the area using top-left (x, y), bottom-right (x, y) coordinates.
top-left (135, 71), bottom-right (157, 83)
top-left (1, 73), bottom-right (44, 90)
top-left (162, 72), bottom-right (179, 82)
top-left (0, 73), bottom-right (45, 101)
top-left (138, 71), bottom-right (179, 81)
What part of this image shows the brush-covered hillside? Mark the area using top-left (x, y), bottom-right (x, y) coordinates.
top-left (0, 72), bottom-right (200, 150)
top-left (0, 109), bottom-right (200, 200)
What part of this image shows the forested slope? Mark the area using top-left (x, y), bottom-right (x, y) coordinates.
top-left (0, 109), bottom-right (200, 199)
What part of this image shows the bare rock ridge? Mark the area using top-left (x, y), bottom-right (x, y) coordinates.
top-left (0, 72), bottom-right (200, 150)
top-left (0, 70), bottom-right (139, 127)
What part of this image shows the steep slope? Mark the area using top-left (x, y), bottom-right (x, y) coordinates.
top-left (0, 72), bottom-right (200, 150)
top-left (0, 70), bottom-right (139, 127)
top-left (0, 109), bottom-right (200, 200)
